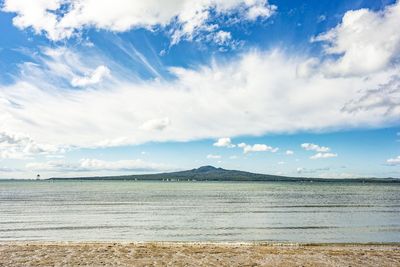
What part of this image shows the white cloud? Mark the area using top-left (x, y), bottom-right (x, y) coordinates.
top-left (285, 150), bottom-right (294, 155)
top-left (213, 30), bottom-right (232, 45)
top-left (2, 0), bottom-right (276, 44)
top-left (213, 137), bottom-right (235, 148)
top-left (26, 160), bottom-right (75, 172)
top-left (0, 46), bottom-right (399, 150)
top-left (301, 143), bottom-right (337, 159)
top-left (310, 152), bottom-right (338, 160)
top-left (313, 1), bottom-right (400, 76)
top-left (139, 117), bottom-right (171, 131)
top-left (2, 0), bottom-right (70, 40)
top-left (207, 154), bottom-right (221, 159)
top-left (26, 158), bottom-right (169, 172)
top-left (342, 76), bottom-right (400, 116)
top-left (71, 65), bottom-right (110, 87)
top-left (0, 131), bottom-right (60, 159)
top-left (296, 57), bottom-right (319, 78)
top-left (238, 143), bottom-right (278, 154)
top-left (245, 0), bottom-right (276, 20)
top-left (0, 166), bottom-right (19, 172)
top-left (387, 156), bottom-right (400, 166)
top-left (301, 143), bottom-right (330, 152)
top-left (277, 161), bottom-right (285, 165)
top-left (45, 154), bottom-right (65, 159)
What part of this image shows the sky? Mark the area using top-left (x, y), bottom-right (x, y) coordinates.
top-left (0, 0), bottom-right (399, 179)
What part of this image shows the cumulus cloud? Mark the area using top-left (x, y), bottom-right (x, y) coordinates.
top-left (310, 152), bottom-right (338, 160)
top-left (313, 1), bottom-right (400, 76)
top-left (207, 154), bottom-right (221, 159)
top-left (213, 137), bottom-right (235, 148)
top-left (26, 158), bottom-right (169, 172)
top-left (71, 65), bottom-right (110, 87)
top-left (387, 156), bottom-right (400, 166)
top-left (238, 143), bottom-right (278, 154)
top-left (285, 150), bottom-right (294, 155)
top-left (245, 0), bottom-right (276, 20)
top-left (301, 143), bottom-right (330, 152)
top-left (0, 131), bottom-right (60, 159)
top-left (301, 143), bottom-right (337, 159)
top-left (2, 0), bottom-right (276, 44)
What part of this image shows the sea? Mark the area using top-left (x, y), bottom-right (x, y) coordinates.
top-left (1, 180), bottom-right (399, 243)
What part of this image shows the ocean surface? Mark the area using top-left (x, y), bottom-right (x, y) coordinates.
top-left (1, 180), bottom-right (400, 243)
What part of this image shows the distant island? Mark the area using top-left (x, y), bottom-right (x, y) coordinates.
top-left (50, 165), bottom-right (400, 183)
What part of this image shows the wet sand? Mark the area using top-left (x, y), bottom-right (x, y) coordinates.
top-left (0, 242), bottom-right (399, 267)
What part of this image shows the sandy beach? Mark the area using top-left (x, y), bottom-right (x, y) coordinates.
top-left (0, 242), bottom-right (399, 267)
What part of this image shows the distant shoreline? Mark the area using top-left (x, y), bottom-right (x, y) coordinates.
top-left (2, 178), bottom-right (400, 183)
top-left (50, 165), bottom-right (400, 183)
top-left (50, 177), bottom-right (400, 183)
top-left (2, 166), bottom-right (399, 183)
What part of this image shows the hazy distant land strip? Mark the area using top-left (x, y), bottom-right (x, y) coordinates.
top-left (49, 166), bottom-right (400, 183)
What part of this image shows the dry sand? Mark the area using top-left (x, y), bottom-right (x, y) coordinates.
top-left (0, 242), bottom-right (399, 267)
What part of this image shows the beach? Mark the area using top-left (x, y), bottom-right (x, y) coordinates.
top-left (1, 242), bottom-right (399, 267)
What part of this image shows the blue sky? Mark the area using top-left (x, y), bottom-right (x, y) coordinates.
top-left (0, 0), bottom-right (399, 179)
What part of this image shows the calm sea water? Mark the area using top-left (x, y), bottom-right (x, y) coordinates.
top-left (1, 180), bottom-right (400, 243)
